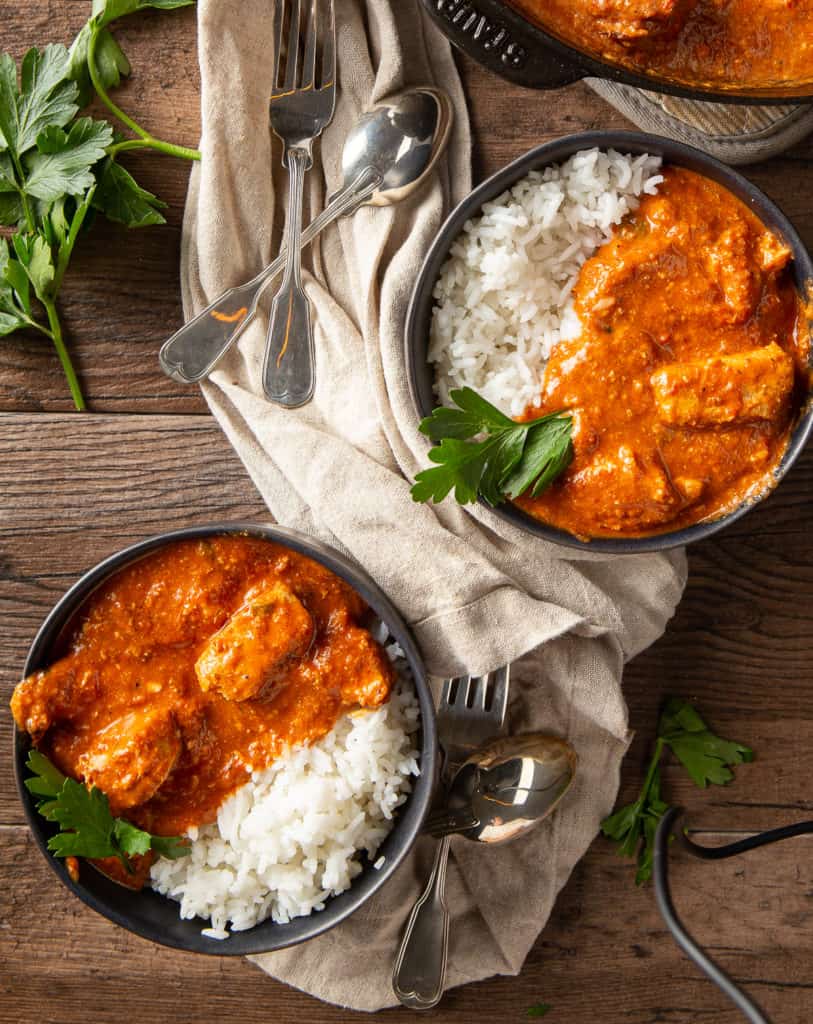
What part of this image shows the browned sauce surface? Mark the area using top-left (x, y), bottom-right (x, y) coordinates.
top-left (509, 0), bottom-right (813, 90)
top-left (11, 536), bottom-right (394, 836)
top-left (516, 166), bottom-right (809, 539)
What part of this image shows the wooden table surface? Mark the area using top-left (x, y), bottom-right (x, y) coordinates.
top-left (3, 6), bottom-right (813, 1023)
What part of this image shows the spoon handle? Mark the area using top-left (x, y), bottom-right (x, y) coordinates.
top-left (392, 835), bottom-right (451, 1009)
top-left (158, 167), bottom-right (381, 385)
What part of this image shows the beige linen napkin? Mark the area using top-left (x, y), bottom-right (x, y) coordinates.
top-left (181, 0), bottom-right (687, 1009)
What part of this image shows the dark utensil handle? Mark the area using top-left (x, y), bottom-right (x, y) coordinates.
top-left (422, 0), bottom-right (584, 89)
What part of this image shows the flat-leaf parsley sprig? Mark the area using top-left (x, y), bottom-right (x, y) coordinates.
top-left (0, 0), bottom-right (198, 410)
top-left (601, 697), bottom-right (753, 884)
top-left (410, 387), bottom-right (573, 507)
top-left (25, 749), bottom-right (189, 872)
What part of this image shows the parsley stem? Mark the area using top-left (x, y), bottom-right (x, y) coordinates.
top-left (88, 29), bottom-right (201, 163)
top-left (43, 300), bottom-right (86, 412)
top-left (643, 737), bottom-right (665, 794)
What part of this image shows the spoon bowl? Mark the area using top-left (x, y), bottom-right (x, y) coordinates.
top-left (425, 733), bottom-right (578, 844)
top-left (336, 87), bottom-right (453, 209)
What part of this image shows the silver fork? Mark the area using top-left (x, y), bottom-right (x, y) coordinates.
top-left (392, 667), bottom-right (511, 1010)
top-left (264, 0), bottom-right (336, 408)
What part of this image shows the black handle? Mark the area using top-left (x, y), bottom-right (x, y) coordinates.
top-left (421, 0), bottom-right (584, 90)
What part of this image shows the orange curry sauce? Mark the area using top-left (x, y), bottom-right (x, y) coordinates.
top-left (509, 0), bottom-right (813, 91)
top-left (515, 167), bottom-right (809, 539)
top-left (12, 536), bottom-right (394, 838)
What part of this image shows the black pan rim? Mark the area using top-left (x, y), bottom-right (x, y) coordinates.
top-left (420, 0), bottom-right (813, 104)
top-left (404, 129), bottom-right (813, 555)
top-left (13, 521), bottom-right (438, 955)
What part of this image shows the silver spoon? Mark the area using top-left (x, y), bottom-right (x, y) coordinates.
top-left (422, 734), bottom-right (578, 842)
top-left (159, 87), bottom-right (453, 385)
top-left (391, 734), bottom-right (576, 1010)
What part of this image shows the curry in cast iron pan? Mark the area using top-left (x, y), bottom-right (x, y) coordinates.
top-left (419, 0), bottom-right (813, 103)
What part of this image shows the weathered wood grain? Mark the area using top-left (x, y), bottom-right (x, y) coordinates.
top-left (2, 824), bottom-right (811, 1024)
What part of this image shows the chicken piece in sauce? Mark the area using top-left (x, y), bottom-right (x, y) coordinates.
top-left (586, 0), bottom-right (697, 44)
top-left (195, 582), bottom-right (314, 702)
top-left (11, 658), bottom-right (100, 743)
top-left (651, 343), bottom-right (795, 429)
top-left (516, 167), bottom-right (806, 539)
top-left (75, 708), bottom-right (182, 813)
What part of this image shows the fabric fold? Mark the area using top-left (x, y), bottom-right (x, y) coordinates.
top-left (181, 0), bottom-right (687, 1008)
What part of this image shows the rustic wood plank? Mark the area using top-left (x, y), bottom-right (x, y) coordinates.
top-left (2, 823), bottom-right (810, 1024)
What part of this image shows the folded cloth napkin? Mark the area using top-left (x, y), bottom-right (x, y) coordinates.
top-left (181, 0), bottom-right (687, 1009)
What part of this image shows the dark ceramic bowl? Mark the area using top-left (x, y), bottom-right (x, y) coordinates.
top-left (419, 0), bottom-right (813, 104)
top-left (13, 522), bottom-right (437, 955)
top-left (405, 130), bottom-right (813, 554)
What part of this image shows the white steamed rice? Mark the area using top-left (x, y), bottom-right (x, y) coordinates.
top-left (149, 633), bottom-right (420, 939)
top-left (429, 148), bottom-right (663, 417)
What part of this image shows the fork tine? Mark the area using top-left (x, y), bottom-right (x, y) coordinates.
top-left (301, 0), bottom-right (317, 89)
top-left (453, 675), bottom-right (472, 707)
top-left (439, 677), bottom-right (454, 707)
top-left (488, 664), bottom-right (510, 727)
top-left (320, 0), bottom-right (336, 89)
top-left (272, 0), bottom-right (286, 90)
top-left (283, 0), bottom-right (301, 92)
top-left (470, 675), bottom-right (488, 711)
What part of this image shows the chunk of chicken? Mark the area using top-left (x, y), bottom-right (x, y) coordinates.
top-left (76, 708), bottom-right (182, 812)
top-left (195, 583), bottom-right (314, 702)
top-left (11, 658), bottom-right (100, 743)
top-left (567, 444), bottom-right (684, 531)
top-left (334, 627), bottom-right (394, 708)
top-left (651, 343), bottom-right (794, 429)
top-left (587, 0), bottom-right (697, 44)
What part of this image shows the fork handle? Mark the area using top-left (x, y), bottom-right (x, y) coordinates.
top-left (158, 167), bottom-right (381, 385)
top-left (392, 836), bottom-right (451, 1009)
top-left (263, 147), bottom-right (314, 407)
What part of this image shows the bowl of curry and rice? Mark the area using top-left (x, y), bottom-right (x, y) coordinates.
top-left (405, 131), bottom-right (813, 553)
top-left (11, 523), bottom-right (437, 954)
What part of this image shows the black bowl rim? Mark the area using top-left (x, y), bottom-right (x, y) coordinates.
top-left (405, 129), bottom-right (813, 554)
top-left (13, 521), bottom-right (438, 955)
top-left (419, 0), bottom-right (813, 104)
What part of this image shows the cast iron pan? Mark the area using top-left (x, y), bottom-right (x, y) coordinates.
top-left (405, 131), bottom-right (813, 554)
top-left (420, 0), bottom-right (813, 104)
top-left (13, 522), bottom-right (437, 954)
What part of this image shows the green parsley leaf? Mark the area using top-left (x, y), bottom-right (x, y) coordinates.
top-left (411, 387), bottom-right (573, 508)
top-left (502, 415), bottom-right (574, 499)
top-left (527, 1004), bottom-right (552, 1018)
top-left (13, 232), bottom-right (55, 299)
top-left (24, 117), bottom-right (112, 202)
top-left (68, 22), bottom-right (131, 108)
top-left (24, 749), bottom-right (190, 868)
top-left (46, 777), bottom-right (116, 859)
top-left (94, 0), bottom-right (196, 30)
top-left (0, 46), bottom-right (79, 161)
top-left (23, 748), bottom-right (66, 797)
top-left (659, 697), bottom-right (754, 788)
top-left (93, 157), bottom-right (167, 227)
top-left (150, 835), bottom-right (192, 860)
top-left (0, 238), bottom-right (33, 334)
top-left (601, 699), bottom-right (753, 884)
top-left (113, 817), bottom-right (153, 856)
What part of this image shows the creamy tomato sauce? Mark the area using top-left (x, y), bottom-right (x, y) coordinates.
top-left (12, 536), bottom-right (394, 836)
top-left (509, 0), bottom-right (813, 91)
top-left (516, 167), bottom-right (809, 539)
